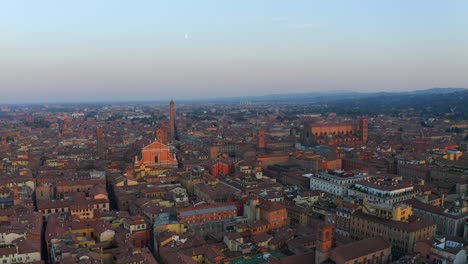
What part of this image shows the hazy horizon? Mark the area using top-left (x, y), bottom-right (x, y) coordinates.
top-left (2, 1), bottom-right (468, 103)
top-left (1, 87), bottom-right (466, 105)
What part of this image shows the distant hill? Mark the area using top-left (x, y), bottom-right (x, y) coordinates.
top-left (405, 87), bottom-right (467, 95)
top-left (222, 87), bottom-right (468, 120)
top-left (214, 87), bottom-right (467, 103)
top-left (324, 89), bottom-right (468, 120)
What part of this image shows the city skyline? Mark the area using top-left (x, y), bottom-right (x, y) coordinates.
top-left (1, 2), bottom-right (467, 264)
top-left (2, 0), bottom-right (468, 103)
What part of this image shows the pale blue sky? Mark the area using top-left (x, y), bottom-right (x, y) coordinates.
top-left (1, 0), bottom-right (467, 102)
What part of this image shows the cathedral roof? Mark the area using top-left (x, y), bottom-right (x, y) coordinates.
top-left (143, 140), bottom-right (170, 150)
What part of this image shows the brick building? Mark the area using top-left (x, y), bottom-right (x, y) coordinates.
top-left (134, 140), bottom-right (178, 169)
top-left (302, 117), bottom-right (368, 146)
top-left (350, 209), bottom-right (435, 257)
top-left (177, 203), bottom-right (237, 225)
top-left (259, 200), bottom-right (289, 231)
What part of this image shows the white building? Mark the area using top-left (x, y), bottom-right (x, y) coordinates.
top-left (348, 179), bottom-right (417, 204)
top-left (308, 170), bottom-right (370, 196)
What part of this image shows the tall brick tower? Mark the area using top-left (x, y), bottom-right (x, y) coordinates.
top-left (96, 127), bottom-right (104, 141)
top-left (258, 128), bottom-right (265, 149)
top-left (315, 225), bottom-right (333, 264)
top-left (360, 117), bottom-right (368, 143)
top-left (169, 100), bottom-right (175, 141)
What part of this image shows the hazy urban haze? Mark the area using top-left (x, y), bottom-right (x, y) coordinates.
top-left (1, 0), bottom-right (468, 102)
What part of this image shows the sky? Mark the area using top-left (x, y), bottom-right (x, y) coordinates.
top-left (1, 0), bottom-right (468, 103)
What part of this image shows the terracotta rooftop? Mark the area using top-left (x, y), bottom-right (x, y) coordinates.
top-left (331, 237), bottom-right (391, 261)
top-left (352, 210), bottom-right (435, 232)
top-left (279, 252), bottom-right (315, 264)
top-left (407, 198), bottom-right (468, 220)
top-left (259, 200), bottom-right (287, 212)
